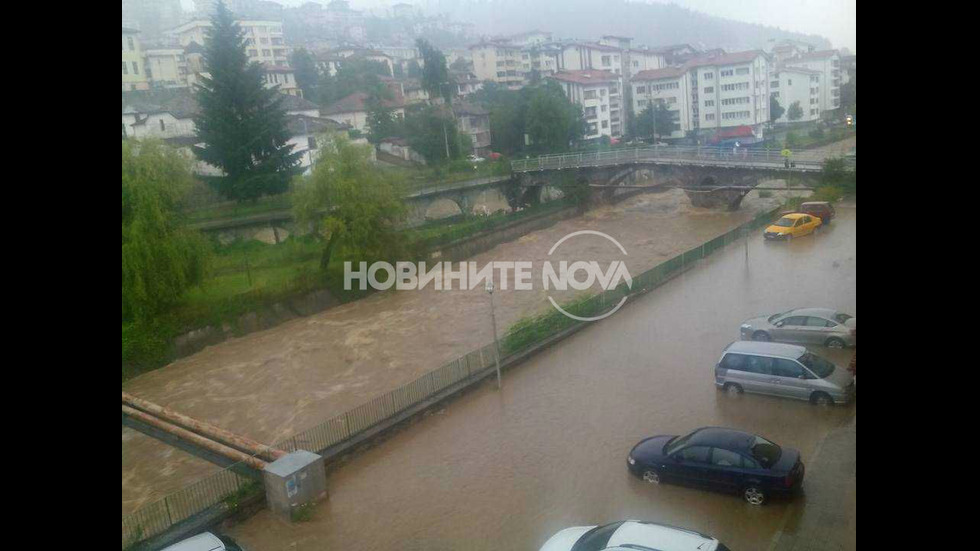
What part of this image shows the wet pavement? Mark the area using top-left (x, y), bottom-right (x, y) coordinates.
top-left (224, 204), bottom-right (856, 550)
top-left (122, 183), bottom-right (811, 515)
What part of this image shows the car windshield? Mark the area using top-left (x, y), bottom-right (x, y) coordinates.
top-left (663, 432), bottom-right (695, 456)
top-left (749, 436), bottom-right (781, 467)
top-left (773, 217), bottom-right (795, 227)
top-left (571, 522), bottom-right (625, 551)
top-left (799, 352), bottom-right (835, 379)
top-left (834, 313), bottom-right (853, 324)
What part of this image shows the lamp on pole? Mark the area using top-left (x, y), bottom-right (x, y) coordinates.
top-left (486, 279), bottom-right (502, 390)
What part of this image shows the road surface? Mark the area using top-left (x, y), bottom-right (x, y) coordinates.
top-left (226, 203), bottom-right (857, 551)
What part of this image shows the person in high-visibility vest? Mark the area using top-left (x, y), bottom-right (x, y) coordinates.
top-left (781, 148), bottom-right (792, 168)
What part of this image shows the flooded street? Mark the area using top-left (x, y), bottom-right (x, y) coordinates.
top-left (121, 184), bottom-right (811, 514)
top-left (225, 204), bottom-right (856, 551)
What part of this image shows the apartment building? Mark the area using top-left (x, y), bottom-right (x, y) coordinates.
top-left (770, 67), bottom-right (822, 123)
top-left (555, 42), bottom-right (624, 75)
top-left (144, 48), bottom-right (188, 88)
top-left (169, 20), bottom-right (289, 68)
top-left (549, 70), bottom-right (623, 139)
top-left (508, 30), bottom-right (553, 47)
top-left (627, 47), bottom-right (666, 78)
top-left (262, 65), bottom-right (301, 97)
top-left (470, 41), bottom-right (525, 89)
top-left (687, 50), bottom-right (770, 140)
top-left (123, 27), bottom-right (150, 91)
top-left (453, 102), bottom-right (492, 157)
top-left (631, 66), bottom-right (692, 139)
top-left (783, 50), bottom-right (841, 113)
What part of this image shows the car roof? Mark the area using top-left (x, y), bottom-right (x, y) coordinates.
top-left (160, 533), bottom-right (224, 551)
top-left (607, 521), bottom-right (717, 551)
top-left (778, 213), bottom-right (806, 219)
top-left (800, 201), bottom-right (831, 206)
top-left (681, 427), bottom-right (756, 452)
top-left (724, 340), bottom-right (807, 358)
top-left (787, 307), bottom-right (838, 319)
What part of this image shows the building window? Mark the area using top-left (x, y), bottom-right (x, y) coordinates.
top-left (720, 69), bottom-right (733, 77)
top-left (249, 50), bottom-right (257, 57)
top-left (132, 61), bottom-right (139, 74)
top-left (704, 100), bottom-right (714, 106)
top-left (636, 86), bottom-right (646, 93)
top-left (128, 36), bottom-right (134, 50)
top-left (704, 72), bottom-right (713, 79)
top-left (771, 81), bottom-right (779, 88)
top-left (601, 104), bottom-right (608, 112)
top-left (704, 86), bottom-right (714, 93)
top-left (771, 92), bottom-right (778, 99)
top-left (602, 55), bottom-right (611, 66)
top-left (159, 119), bottom-right (166, 131)
top-left (585, 106), bottom-right (597, 118)
top-left (584, 90), bottom-right (597, 100)
top-left (602, 120), bottom-right (609, 128)
top-left (735, 67), bottom-right (750, 75)
top-left (705, 113), bottom-right (715, 121)
top-left (122, 62), bottom-right (128, 75)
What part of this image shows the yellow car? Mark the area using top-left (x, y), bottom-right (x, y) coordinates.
top-left (764, 213), bottom-right (822, 241)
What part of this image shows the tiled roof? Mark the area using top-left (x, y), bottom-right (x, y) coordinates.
top-left (549, 70), bottom-right (620, 85)
top-left (683, 49), bottom-right (766, 68)
top-left (560, 41), bottom-right (622, 53)
top-left (322, 92), bottom-right (404, 115)
top-left (453, 102), bottom-right (488, 116)
top-left (285, 114), bottom-right (347, 135)
top-left (633, 67), bottom-right (687, 81)
top-left (278, 93), bottom-right (320, 112)
top-left (789, 49), bottom-right (839, 61)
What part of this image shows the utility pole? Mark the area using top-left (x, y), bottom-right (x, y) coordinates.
top-left (486, 279), bottom-right (502, 390)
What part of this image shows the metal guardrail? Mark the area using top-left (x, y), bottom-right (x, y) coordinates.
top-left (510, 146), bottom-right (847, 173)
top-left (122, 206), bottom-right (785, 549)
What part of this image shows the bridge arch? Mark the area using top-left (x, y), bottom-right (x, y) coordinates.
top-left (424, 198), bottom-right (466, 221)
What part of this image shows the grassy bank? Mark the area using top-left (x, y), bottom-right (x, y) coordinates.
top-left (122, 199), bottom-right (569, 381)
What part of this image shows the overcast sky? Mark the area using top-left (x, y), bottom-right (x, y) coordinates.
top-left (182, 0), bottom-right (855, 52)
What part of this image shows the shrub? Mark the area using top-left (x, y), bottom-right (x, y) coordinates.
top-left (808, 128), bottom-right (825, 140)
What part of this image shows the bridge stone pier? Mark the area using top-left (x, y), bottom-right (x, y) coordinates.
top-left (403, 176), bottom-right (516, 227)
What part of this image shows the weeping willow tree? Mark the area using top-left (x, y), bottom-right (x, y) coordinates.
top-left (122, 140), bottom-right (210, 322)
top-left (292, 135), bottom-right (407, 284)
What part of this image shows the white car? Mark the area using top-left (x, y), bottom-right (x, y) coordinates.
top-left (539, 520), bottom-right (729, 551)
top-left (468, 154), bottom-right (486, 162)
top-left (160, 532), bottom-right (245, 551)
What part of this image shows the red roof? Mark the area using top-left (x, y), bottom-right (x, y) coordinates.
top-left (633, 67), bottom-right (686, 81)
top-left (683, 49), bottom-right (766, 69)
top-left (549, 70), bottom-right (620, 85)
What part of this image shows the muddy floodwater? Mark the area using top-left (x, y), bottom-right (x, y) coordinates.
top-left (226, 204), bottom-right (856, 551)
top-left (122, 183), bottom-right (812, 514)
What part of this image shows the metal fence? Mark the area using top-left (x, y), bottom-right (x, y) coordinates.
top-left (122, 466), bottom-right (255, 548)
top-left (121, 206), bottom-right (781, 549)
top-left (510, 146), bottom-right (835, 173)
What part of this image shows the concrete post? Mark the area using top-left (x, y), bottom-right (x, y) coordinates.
top-left (263, 450), bottom-right (328, 522)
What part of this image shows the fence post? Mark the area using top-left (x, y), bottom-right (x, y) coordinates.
top-left (164, 495), bottom-right (174, 526)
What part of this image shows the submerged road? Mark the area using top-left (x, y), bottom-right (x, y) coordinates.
top-left (228, 204), bottom-right (857, 551)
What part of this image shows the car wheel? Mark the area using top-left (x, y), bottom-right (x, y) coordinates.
top-left (811, 392), bottom-right (834, 407)
top-left (743, 486), bottom-right (766, 505)
top-left (752, 331), bottom-right (770, 342)
top-left (724, 383), bottom-right (743, 396)
top-left (642, 469), bottom-right (661, 484)
top-left (825, 337), bottom-right (845, 349)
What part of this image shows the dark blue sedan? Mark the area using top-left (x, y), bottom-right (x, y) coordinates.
top-left (627, 427), bottom-right (804, 505)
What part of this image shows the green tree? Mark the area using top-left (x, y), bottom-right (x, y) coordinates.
top-left (634, 101), bottom-right (675, 140)
top-left (407, 60), bottom-right (422, 78)
top-left (839, 73), bottom-right (856, 114)
top-left (122, 140), bottom-right (210, 322)
top-left (292, 136), bottom-right (407, 277)
top-left (365, 88), bottom-right (402, 144)
top-left (770, 96), bottom-right (785, 124)
top-left (525, 81), bottom-right (585, 152)
top-left (417, 38), bottom-right (452, 104)
top-left (403, 105), bottom-right (465, 163)
top-left (290, 48), bottom-right (321, 99)
top-left (193, 1), bottom-right (301, 202)
top-left (820, 157), bottom-right (855, 193)
top-left (787, 101), bottom-right (804, 122)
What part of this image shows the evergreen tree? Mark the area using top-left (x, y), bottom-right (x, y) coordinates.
top-left (193, 0), bottom-right (300, 202)
top-left (787, 101), bottom-right (804, 122)
top-left (770, 96), bottom-right (785, 124)
top-left (291, 48), bottom-right (321, 99)
top-left (416, 38), bottom-right (452, 104)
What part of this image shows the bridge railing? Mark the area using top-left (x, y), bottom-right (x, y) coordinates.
top-left (511, 146), bottom-right (835, 172)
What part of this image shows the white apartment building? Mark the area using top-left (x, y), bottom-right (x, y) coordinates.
top-left (550, 70), bottom-right (623, 139)
top-left (627, 48), bottom-right (666, 78)
top-left (470, 41), bottom-right (525, 89)
top-left (168, 19), bottom-right (289, 68)
top-left (263, 65), bottom-right (301, 97)
top-left (144, 48), bottom-right (188, 88)
top-left (123, 27), bottom-right (150, 91)
top-left (525, 45), bottom-right (561, 78)
top-left (555, 42), bottom-right (624, 76)
top-left (631, 67), bottom-right (692, 139)
top-left (783, 50), bottom-right (841, 113)
top-left (508, 30), bottom-right (553, 47)
top-left (770, 67), bottom-right (822, 123)
top-left (687, 50), bottom-right (771, 139)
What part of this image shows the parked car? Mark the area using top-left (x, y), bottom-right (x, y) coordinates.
top-left (468, 154), bottom-right (485, 163)
top-left (799, 201), bottom-right (835, 223)
top-left (715, 341), bottom-right (855, 406)
top-left (627, 427), bottom-right (804, 505)
top-left (763, 213), bottom-right (821, 240)
top-left (539, 520), bottom-right (730, 551)
top-left (740, 307), bottom-right (856, 348)
top-left (161, 533), bottom-right (245, 551)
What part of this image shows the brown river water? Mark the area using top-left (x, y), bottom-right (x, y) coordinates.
top-left (122, 183), bottom-right (813, 516)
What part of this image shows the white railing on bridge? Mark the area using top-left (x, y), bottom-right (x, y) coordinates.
top-left (510, 146), bottom-right (849, 173)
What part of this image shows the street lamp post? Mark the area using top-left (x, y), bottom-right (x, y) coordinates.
top-left (486, 279), bottom-right (502, 390)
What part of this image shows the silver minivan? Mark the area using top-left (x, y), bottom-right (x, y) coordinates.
top-left (715, 341), bottom-right (854, 406)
